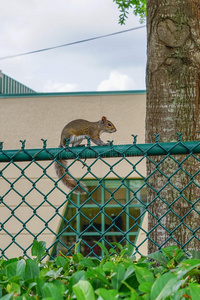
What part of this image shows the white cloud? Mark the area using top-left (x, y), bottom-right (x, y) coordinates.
top-left (43, 81), bottom-right (78, 93)
top-left (0, 0), bottom-right (146, 92)
top-left (97, 71), bottom-right (135, 91)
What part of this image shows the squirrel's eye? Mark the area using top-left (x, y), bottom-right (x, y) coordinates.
top-left (108, 123), bottom-right (111, 126)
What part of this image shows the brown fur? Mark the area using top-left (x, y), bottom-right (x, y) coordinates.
top-left (55, 116), bottom-right (117, 194)
top-left (55, 160), bottom-right (87, 194)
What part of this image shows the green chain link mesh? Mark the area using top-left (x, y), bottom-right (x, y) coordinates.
top-left (0, 137), bottom-right (200, 260)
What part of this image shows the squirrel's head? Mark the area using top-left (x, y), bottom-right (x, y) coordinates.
top-left (100, 116), bottom-right (117, 133)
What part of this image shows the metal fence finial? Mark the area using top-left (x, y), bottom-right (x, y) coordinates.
top-left (176, 133), bottom-right (182, 142)
top-left (132, 135), bottom-right (138, 145)
top-left (41, 139), bottom-right (47, 149)
top-left (107, 140), bottom-right (113, 147)
top-left (64, 138), bottom-right (70, 147)
top-left (86, 137), bottom-right (91, 147)
top-left (20, 140), bottom-right (26, 150)
top-left (154, 134), bottom-right (160, 143)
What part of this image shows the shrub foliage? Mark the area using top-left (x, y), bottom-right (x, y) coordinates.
top-left (0, 240), bottom-right (200, 299)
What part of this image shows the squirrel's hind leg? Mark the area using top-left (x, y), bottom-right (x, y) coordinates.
top-left (70, 135), bottom-right (86, 147)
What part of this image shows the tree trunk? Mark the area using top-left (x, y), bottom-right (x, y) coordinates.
top-left (146, 0), bottom-right (200, 253)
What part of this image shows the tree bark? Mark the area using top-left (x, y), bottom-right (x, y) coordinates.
top-left (146, 0), bottom-right (200, 253)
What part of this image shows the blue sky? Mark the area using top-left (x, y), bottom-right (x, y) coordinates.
top-left (0, 0), bottom-right (147, 92)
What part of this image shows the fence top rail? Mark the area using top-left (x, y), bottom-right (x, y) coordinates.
top-left (1, 140), bottom-right (200, 162)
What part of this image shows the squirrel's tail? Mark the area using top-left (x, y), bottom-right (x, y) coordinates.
top-left (55, 159), bottom-right (87, 194)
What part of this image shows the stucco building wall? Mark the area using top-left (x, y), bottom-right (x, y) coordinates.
top-left (0, 91), bottom-right (147, 258)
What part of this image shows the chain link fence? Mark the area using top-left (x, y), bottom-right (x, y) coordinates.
top-left (0, 138), bottom-right (200, 260)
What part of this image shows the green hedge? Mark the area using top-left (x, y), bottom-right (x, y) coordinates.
top-left (0, 240), bottom-right (200, 299)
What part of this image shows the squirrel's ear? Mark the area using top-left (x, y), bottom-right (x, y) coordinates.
top-left (101, 116), bottom-right (107, 123)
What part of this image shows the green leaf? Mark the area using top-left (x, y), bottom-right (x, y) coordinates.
top-left (72, 253), bottom-right (84, 263)
top-left (162, 246), bottom-right (179, 257)
top-left (124, 265), bottom-right (135, 281)
top-left (2, 258), bottom-right (18, 268)
top-left (176, 259), bottom-right (200, 278)
top-left (113, 0), bottom-right (146, 24)
top-left (189, 283), bottom-right (200, 299)
top-left (73, 280), bottom-right (95, 300)
top-left (25, 259), bottom-right (40, 280)
top-left (31, 240), bottom-right (46, 260)
top-left (102, 261), bottom-right (116, 272)
top-left (6, 260), bottom-right (26, 280)
top-left (130, 290), bottom-right (140, 300)
top-left (0, 294), bottom-right (14, 300)
top-left (79, 258), bottom-right (97, 268)
top-left (94, 241), bottom-right (110, 257)
top-left (139, 281), bottom-right (153, 293)
top-left (150, 272), bottom-right (179, 300)
top-left (162, 246), bottom-right (187, 265)
top-left (86, 268), bottom-right (111, 287)
top-left (135, 266), bottom-right (155, 284)
top-left (68, 270), bottom-right (86, 293)
top-left (26, 282), bottom-right (37, 294)
top-left (109, 248), bottom-right (119, 256)
top-left (153, 265), bottom-right (166, 276)
top-left (95, 288), bottom-right (118, 300)
top-left (6, 282), bottom-right (20, 294)
top-left (35, 277), bottom-right (45, 297)
top-left (148, 251), bottom-right (168, 266)
top-left (42, 282), bottom-right (64, 300)
top-left (173, 248), bottom-right (186, 262)
top-left (172, 287), bottom-right (190, 300)
top-left (110, 242), bottom-right (123, 251)
top-left (135, 266), bottom-right (155, 283)
top-left (111, 264), bottom-right (126, 290)
top-left (51, 279), bottom-right (66, 295)
top-left (45, 267), bottom-right (63, 279)
top-left (121, 243), bottom-right (135, 258)
top-left (55, 256), bottom-right (69, 268)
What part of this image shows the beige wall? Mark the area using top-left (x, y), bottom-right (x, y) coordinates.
top-left (0, 92), bottom-right (146, 148)
top-left (0, 91), bottom-right (147, 258)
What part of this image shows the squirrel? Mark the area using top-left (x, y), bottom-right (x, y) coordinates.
top-left (55, 116), bottom-right (117, 194)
